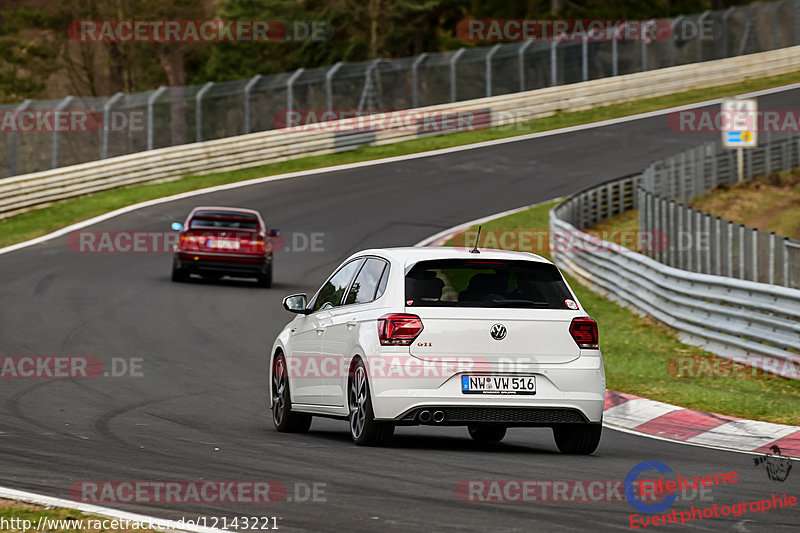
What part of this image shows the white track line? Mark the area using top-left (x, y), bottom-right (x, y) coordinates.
top-left (0, 486), bottom-right (225, 532)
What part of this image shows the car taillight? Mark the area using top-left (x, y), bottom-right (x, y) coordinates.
top-left (378, 314), bottom-right (423, 346)
top-left (569, 317), bottom-right (598, 349)
top-left (179, 235), bottom-right (202, 251)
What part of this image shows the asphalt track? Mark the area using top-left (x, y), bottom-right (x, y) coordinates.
top-left (1, 89), bottom-right (799, 532)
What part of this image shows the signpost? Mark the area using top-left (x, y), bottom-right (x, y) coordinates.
top-left (720, 98), bottom-right (758, 183)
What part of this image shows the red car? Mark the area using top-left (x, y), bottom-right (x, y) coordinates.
top-left (170, 206), bottom-right (278, 287)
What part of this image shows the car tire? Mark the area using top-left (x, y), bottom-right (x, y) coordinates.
top-left (271, 354), bottom-right (312, 433)
top-left (552, 423), bottom-right (602, 455)
top-left (257, 264), bottom-right (273, 288)
top-left (171, 264), bottom-right (189, 283)
top-left (348, 359), bottom-right (394, 446)
top-left (467, 425), bottom-right (507, 443)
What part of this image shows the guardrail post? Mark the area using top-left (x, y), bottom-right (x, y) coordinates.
top-left (410, 55), bottom-right (425, 108)
top-left (52, 95), bottom-right (74, 169)
top-left (450, 48), bottom-right (465, 102)
top-left (486, 44), bottom-right (501, 97)
top-left (519, 40), bottom-right (533, 91)
top-left (102, 92), bottom-right (123, 159)
top-left (286, 68), bottom-right (305, 115)
top-left (9, 98), bottom-right (31, 176)
top-left (195, 82), bottom-right (214, 143)
top-left (147, 86), bottom-right (167, 151)
top-left (244, 74), bottom-right (262, 134)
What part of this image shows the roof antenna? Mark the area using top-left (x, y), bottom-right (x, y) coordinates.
top-left (469, 226), bottom-right (481, 254)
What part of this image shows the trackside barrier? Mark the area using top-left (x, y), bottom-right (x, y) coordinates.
top-left (549, 167), bottom-right (800, 379)
top-left (2, 45), bottom-right (800, 219)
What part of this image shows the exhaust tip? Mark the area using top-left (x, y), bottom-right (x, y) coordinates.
top-left (433, 410), bottom-right (445, 423)
top-left (418, 410), bottom-right (432, 423)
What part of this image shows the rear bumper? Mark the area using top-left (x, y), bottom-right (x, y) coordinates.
top-left (174, 252), bottom-right (270, 276)
top-left (366, 354), bottom-right (605, 425)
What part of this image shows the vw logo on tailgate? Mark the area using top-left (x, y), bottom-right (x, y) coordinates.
top-left (490, 323), bottom-right (507, 340)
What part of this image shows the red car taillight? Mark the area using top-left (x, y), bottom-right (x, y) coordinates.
top-left (569, 317), bottom-right (599, 349)
top-left (378, 314), bottom-right (423, 346)
top-left (179, 234), bottom-right (202, 251)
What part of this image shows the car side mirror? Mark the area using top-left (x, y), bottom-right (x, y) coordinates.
top-left (171, 222), bottom-right (184, 231)
top-left (268, 229), bottom-right (280, 237)
top-left (283, 293), bottom-right (308, 314)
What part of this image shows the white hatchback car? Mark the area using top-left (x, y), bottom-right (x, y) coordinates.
top-left (269, 247), bottom-right (605, 453)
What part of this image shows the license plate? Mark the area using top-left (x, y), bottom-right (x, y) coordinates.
top-left (461, 375), bottom-right (536, 395)
top-left (206, 238), bottom-right (240, 250)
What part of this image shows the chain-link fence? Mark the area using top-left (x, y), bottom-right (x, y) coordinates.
top-left (1, 0), bottom-right (799, 179)
top-left (638, 131), bottom-right (800, 289)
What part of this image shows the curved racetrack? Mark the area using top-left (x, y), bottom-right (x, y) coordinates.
top-left (1, 90), bottom-right (798, 532)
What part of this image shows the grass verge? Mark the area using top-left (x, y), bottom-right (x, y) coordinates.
top-left (3, 70), bottom-right (800, 249)
top-left (0, 498), bottom-right (160, 532)
top-left (444, 200), bottom-right (800, 426)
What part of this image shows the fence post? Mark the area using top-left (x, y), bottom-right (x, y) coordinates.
top-left (485, 44), bottom-right (501, 97)
top-left (677, 203), bottom-right (684, 269)
top-left (582, 36), bottom-right (588, 81)
top-left (738, 9), bottom-right (754, 55)
top-left (671, 16), bottom-right (684, 66)
top-left (669, 201), bottom-right (676, 267)
top-left (704, 213), bottom-right (711, 273)
top-left (243, 74), bottom-right (261, 134)
top-left (687, 208), bottom-right (694, 272)
top-left (611, 26), bottom-right (619, 76)
top-left (324, 62), bottom-right (343, 113)
top-left (772, 2), bottom-right (781, 49)
top-left (147, 86), bottom-right (167, 151)
top-left (752, 228), bottom-right (758, 282)
top-left (450, 48), bottom-right (466, 102)
top-left (550, 38), bottom-right (559, 86)
top-left (769, 232), bottom-right (776, 285)
top-left (641, 20), bottom-right (654, 71)
top-left (697, 11), bottom-right (710, 61)
top-left (795, 0), bottom-right (800, 45)
top-left (102, 92), bottom-right (123, 159)
top-left (727, 221), bottom-right (734, 278)
top-left (739, 224), bottom-right (746, 279)
top-left (722, 7), bottom-right (736, 57)
top-left (357, 59), bottom-right (381, 111)
top-left (195, 82), bottom-right (214, 143)
top-left (715, 216), bottom-right (722, 276)
top-left (410, 55), bottom-right (425, 108)
top-left (52, 95), bottom-right (74, 169)
top-left (286, 68), bottom-right (305, 115)
top-left (784, 238), bottom-right (791, 287)
top-left (518, 40), bottom-right (533, 91)
top-left (9, 99), bottom-right (31, 176)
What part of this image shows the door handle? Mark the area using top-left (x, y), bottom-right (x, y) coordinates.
top-left (346, 320), bottom-right (358, 328)
top-left (315, 326), bottom-right (326, 334)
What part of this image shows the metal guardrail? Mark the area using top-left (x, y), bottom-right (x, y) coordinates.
top-left (2, 45), bottom-right (800, 220)
top-left (550, 146), bottom-right (800, 378)
top-left (638, 133), bottom-right (800, 288)
top-left (1, 0), bottom-right (798, 179)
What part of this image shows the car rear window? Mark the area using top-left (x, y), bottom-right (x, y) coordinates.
top-left (189, 211), bottom-right (259, 230)
top-left (405, 259), bottom-right (573, 309)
